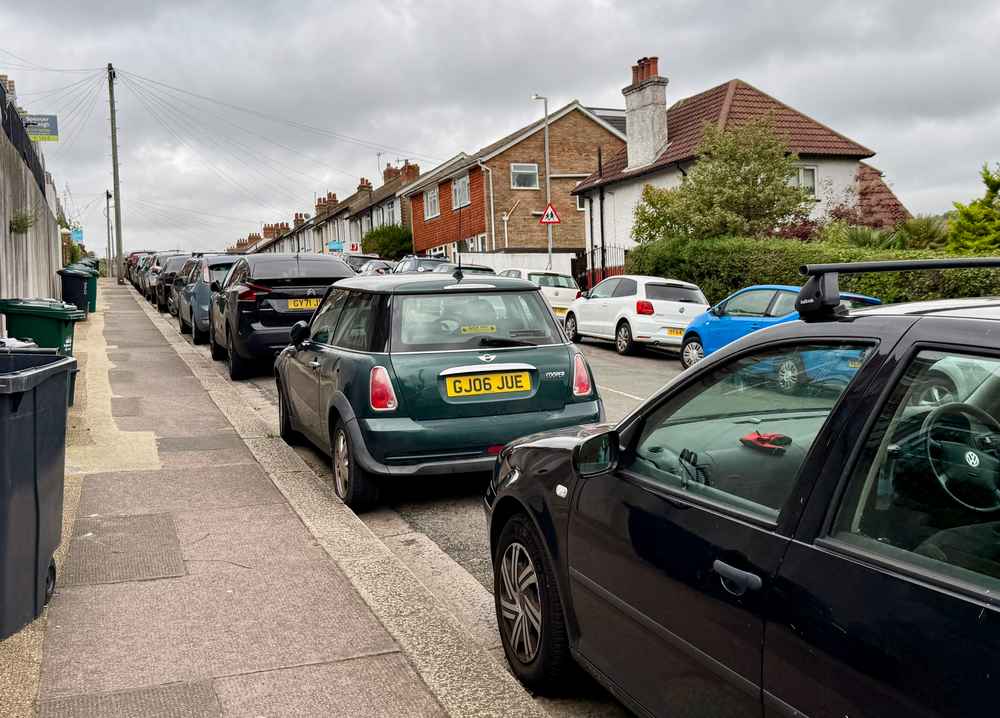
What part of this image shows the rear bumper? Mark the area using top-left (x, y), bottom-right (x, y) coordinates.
top-left (632, 318), bottom-right (687, 347)
top-left (236, 324), bottom-right (292, 358)
top-left (351, 399), bottom-right (604, 477)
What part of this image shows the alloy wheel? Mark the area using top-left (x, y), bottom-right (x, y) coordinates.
top-left (777, 359), bottom-right (800, 392)
top-left (682, 341), bottom-right (703, 367)
top-left (334, 429), bottom-right (350, 498)
top-left (616, 324), bottom-right (631, 353)
top-left (565, 316), bottom-right (577, 341)
top-left (498, 541), bottom-right (543, 663)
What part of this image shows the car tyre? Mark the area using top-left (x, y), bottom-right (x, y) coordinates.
top-left (615, 320), bottom-right (635, 355)
top-left (680, 335), bottom-right (704, 369)
top-left (277, 380), bottom-right (303, 445)
top-left (226, 330), bottom-right (250, 380)
top-left (191, 320), bottom-right (208, 345)
top-left (494, 513), bottom-right (573, 693)
top-left (209, 317), bottom-right (226, 360)
top-left (331, 420), bottom-right (378, 511)
top-left (564, 313), bottom-right (580, 343)
top-left (44, 560), bottom-right (56, 606)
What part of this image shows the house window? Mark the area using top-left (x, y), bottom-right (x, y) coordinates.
top-left (791, 167), bottom-right (817, 197)
top-left (424, 187), bottom-right (440, 219)
top-left (428, 245), bottom-right (447, 257)
top-left (452, 174), bottom-right (470, 209)
top-left (387, 200), bottom-right (396, 225)
top-left (511, 163), bottom-right (540, 189)
top-left (575, 193), bottom-right (586, 211)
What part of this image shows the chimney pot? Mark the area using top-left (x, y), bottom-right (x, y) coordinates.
top-left (648, 56), bottom-right (659, 77)
top-left (631, 64), bottom-right (640, 85)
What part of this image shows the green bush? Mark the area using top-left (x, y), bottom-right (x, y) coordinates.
top-left (362, 225), bottom-right (412, 260)
top-left (890, 215), bottom-right (950, 250)
top-left (625, 235), bottom-right (1000, 305)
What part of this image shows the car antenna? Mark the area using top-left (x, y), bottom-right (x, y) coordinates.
top-left (453, 256), bottom-right (464, 283)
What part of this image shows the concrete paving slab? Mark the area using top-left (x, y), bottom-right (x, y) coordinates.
top-left (213, 653), bottom-right (445, 718)
top-left (38, 681), bottom-right (221, 718)
top-left (157, 432), bottom-right (245, 452)
top-left (244, 437), bottom-right (311, 474)
top-left (173, 503), bottom-right (327, 574)
top-left (40, 561), bottom-right (396, 699)
top-left (62, 514), bottom-right (185, 586)
top-left (157, 445), bottom-right (255, 470)
top-left (78, 464), bottom-right (283, 516)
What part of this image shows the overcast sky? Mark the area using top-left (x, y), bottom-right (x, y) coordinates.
top-left (2, 0), bottom-right (997, 256)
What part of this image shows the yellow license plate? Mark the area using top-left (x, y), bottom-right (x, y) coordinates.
top-left (553, 307), bottom-right (568, 316)
top-left (288, 298), bottom-right (321, 310)
top-left (848, 358), bottom-right (862, 368)
top-left (667, 327), bottom-right (684, 337)
top-left (445, 371), bottom-right (531, 397)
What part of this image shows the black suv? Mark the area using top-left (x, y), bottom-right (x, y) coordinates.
top-left (486, 259), bottom-right (1000, 718)
top-left (209, 253), bottom-right (353, 379)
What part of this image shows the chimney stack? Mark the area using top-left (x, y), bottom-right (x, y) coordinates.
top-left (400, 161), bottom-right (420, 185)
top-left (623, 55), bottom-right (669, 170)
top-left (293, 212), bottom-right (305, 228)
top-left (358, 177), bottom-right (372, 192)
top-left (383, 163), bottom-right (401, 183)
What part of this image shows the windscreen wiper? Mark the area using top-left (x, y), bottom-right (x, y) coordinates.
top-left (479, 337), bottom-right (534, 347)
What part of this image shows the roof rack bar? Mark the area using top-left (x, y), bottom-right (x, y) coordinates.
top-left (801, 258), bottom-right (1000, 276)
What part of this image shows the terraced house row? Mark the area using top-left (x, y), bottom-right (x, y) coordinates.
top-left (229, 56), bottom-right (909, 277)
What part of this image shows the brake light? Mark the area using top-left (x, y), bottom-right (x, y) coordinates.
top-left (238, 282), bottom-right (270, 301)
top-left (636, 300), bottom-right (654, 315)
top-left (572, 353), bottom-right (592, 397)
top-left (370, 366), bottom-right (398, 411)
top-left (487, 445), bottom-right (505, 456)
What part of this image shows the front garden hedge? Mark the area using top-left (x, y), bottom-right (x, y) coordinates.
top-left (625, 235), bottom-right (1000, 305)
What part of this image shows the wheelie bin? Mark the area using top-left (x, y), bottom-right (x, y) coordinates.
top-left (0, 348), bottom-right (77, 639)
top-left (67, 263), bottom-right (99, 314)
top-left (0, 299), bottom-right (86, 356)
top-left (57, 267), bottom-right (89, 316)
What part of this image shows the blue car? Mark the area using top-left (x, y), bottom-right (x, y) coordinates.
top-left (680, 284), bottom-right (880, 370)
top-left (175, 254), bottom-right (237, 344)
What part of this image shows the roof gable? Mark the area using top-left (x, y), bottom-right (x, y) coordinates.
top-left (575, 79), bottom-right (875, 194)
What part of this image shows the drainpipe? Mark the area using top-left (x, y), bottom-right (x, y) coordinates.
top-left (477, 160), bottom-right (496, 252)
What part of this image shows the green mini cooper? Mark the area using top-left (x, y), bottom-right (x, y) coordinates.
top-left (275, 273), bottom-right (604, 510)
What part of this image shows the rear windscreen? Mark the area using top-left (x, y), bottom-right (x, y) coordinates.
top-left (251, 258), bottom-right (351, 279)
top-left (645, 284), bottom-right (707, 304)
top-left (528, 273), bottom-right (577, 288)
top-left (208, 262), bottom-right (234, 284)
top-left (164, 257), bottom-right (188, 272)
top-left (392, 291), bottom-right (561, 352)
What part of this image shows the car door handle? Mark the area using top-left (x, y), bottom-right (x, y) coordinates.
top-left (712, 560), bottom-right (762, 596)
top-left (308, 360), bottom-right (321, 369)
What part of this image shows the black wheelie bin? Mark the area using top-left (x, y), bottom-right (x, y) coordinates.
top-left (0, 348), bottom-right (77, 639)
top-left (57, 267), bottom-right (89, 317)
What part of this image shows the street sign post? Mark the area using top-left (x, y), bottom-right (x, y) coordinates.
top-left (24, 115), bottom-right (59, 142)
top-left (539, 203), bottom-right (561, 225)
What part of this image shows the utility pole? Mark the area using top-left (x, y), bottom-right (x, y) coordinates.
top-left (532, 94), bottom-right (552, 269)
top-left (105, 190), bottom-right (113, 278)
top-left (107, 63), bottom-right (125, 284)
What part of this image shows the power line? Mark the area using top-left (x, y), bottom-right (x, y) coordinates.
top-left (0, 47), bottom-right (102, 73)
top-left (120, 68), bottom-right (441, 164)
top-left (129, 198), bottom-right (262, 225)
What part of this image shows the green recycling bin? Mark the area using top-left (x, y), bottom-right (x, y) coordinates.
top-left (68, 264), bottom-right (99, 314)
top-left (0, 299), bottom-right (86, 356)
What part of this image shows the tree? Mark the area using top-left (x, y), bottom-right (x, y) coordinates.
top-left (362, 225), bottom-right (412, 260)
top-left (632, 116), bottom-right (812, 242)
top-left (948, 164), bottom-right (1000, 253)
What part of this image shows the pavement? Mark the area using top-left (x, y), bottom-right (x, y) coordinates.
top-left (1, 280), bottom-right (681, 717)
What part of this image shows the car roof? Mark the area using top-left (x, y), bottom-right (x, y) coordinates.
top-left (501, 268), bottom-right (572, 276)
top-left (853, 297), bottom-right (1000, 319)
top-left (730, 284), bottom-right (880, 304)
top-left (333, 274), bottom-right (538, 294)
top-left (605, 274), bottom-right (701, 289)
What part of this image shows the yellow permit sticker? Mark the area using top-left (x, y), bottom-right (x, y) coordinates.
top-left (460, 325), bottom-right (496, 335)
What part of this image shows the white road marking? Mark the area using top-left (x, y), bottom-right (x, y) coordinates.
top-left (599, 385), bottom-right (645, 401)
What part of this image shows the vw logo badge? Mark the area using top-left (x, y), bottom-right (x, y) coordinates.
top-left (478, 354), bottom-right (496, 363)
top-left (306, 288), bottom-right (316, 297)
top-left (965, 450), bottom-right (981, 468)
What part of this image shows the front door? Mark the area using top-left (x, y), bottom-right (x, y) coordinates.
top-left (577, 277), bottom-right (620, 337)
top-left (765, 336), bottom-right (1000, 717)
top-left (706, 288), bottom-right (776, 354)
top-left (567, 340), bottom-right (872, 716)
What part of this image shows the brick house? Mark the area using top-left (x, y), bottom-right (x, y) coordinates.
top-left (573, 57), bottom-right (911, 278)
top-left (399, 102), bottom-right (626, 259)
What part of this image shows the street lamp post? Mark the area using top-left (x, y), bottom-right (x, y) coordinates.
top-left (531, 93), bottom-right (552, 269)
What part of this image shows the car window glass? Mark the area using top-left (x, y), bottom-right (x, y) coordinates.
top-left (529, 273), bottom-right (576, 288)
top-left (624, 343), bottom-right (871, 521)
top-left (768, 291), bottom-right (798, 317)
top-left (832, 350), bottom-right (1000, 591)
top-left (645, 284), bottom-right (707, 304)
top-left (332, 292), bottom-right (377, 351)
top-left (723, 290), bottom-right (775, 317)
top-left (613, 278), bottom-right (637, 298)
top-left (208, 262), bottom-right (234, 284)
top-left (310, 289), bottom-right (349, 344)
top-left (589, 278), bottom-right (620, 300)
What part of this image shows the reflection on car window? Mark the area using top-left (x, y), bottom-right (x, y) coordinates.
top-left (833, 350), bottom-right (1000, 590)
top-left (332, 292), bottom-right (377, 351)
top-left (626, 343), bottom-right (870, 521)
top-left (589, 278), bottom-right (620, 300)
top-left (529, 273), bottom-right (577, 289)
top-left (392, 291), bottom-right (559, 352)
top-left (310, 289), bottom-right (348, 344)
top-left (645, 284), bottom-right (707, 304)
top-left (723, 290), bottom-right (775, 316)
top-left (768, 291), bottom-right (798, 317)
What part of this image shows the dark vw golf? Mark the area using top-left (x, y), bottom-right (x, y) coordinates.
top-left (275, 273), bottom-right (602, 510)
top-left (486, 259), bottom-right (1000, 718)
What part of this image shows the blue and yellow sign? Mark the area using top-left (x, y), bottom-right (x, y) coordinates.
top-left (24, 114), bottom-right (59, 142)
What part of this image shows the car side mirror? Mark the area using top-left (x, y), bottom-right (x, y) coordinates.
top-left (710, 305), bottom-right (722, 317)
top-left (579, 290), bottom-right (590, 300)
top-left (289, 320), bottom-right (309, 346)
top-left (210, 280), bottom-right (221, 293)
top-left (574, 430), bottom-right (619, 478)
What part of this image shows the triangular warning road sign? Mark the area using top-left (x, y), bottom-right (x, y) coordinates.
top-left (539, 203), bottom-right (561, 225)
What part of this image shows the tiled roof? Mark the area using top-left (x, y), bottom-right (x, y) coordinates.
top-left (857, 162), bottom-right (911, 228)
top-left (574, 79), bottom-right (875, 194)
